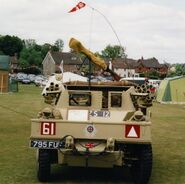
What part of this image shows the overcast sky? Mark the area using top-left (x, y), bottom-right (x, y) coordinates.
top-left (0, 0), bottom-right (185, 63)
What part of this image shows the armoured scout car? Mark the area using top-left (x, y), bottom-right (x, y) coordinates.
top-left (30, 38), bottom-right (153, 184)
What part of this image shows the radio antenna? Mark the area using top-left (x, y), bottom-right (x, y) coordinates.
top-left (87, 4), bottom-right (129, 69)
top-left (88, 5), bottom-right (124, 56)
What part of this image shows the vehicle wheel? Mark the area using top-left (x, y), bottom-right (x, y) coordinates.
top-left (130, 144), bottom-right (152, 184)
top-left (37, 149), bottom-right (51, 182)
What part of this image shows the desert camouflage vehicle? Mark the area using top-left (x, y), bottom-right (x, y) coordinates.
top-left (30, 38), bottom-right (153, 184)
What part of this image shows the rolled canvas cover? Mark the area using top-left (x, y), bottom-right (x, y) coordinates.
top-left (69, 38), bottom-right (107, 70)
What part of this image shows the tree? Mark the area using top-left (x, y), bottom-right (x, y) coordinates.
top-left (54, 39), bottom-right (64, 51)
top-left (23, 39), bottom-right (36, 48)
top-left (19, 47), bottom-right (42, 67)
top-left (140, 70), bottom-right (161, 79)
top-left (0, 35), bottom-right (65, 69)
top-left (41, 41), bottom-right (64, 58)
top-left (18, 58), bottom-right (29, 68)
top-left (101, 44), bottom-right (126, 60)
top-left (33, 44), bottom-right (42, 52)
top-left (175, 64), bottom-right (185, 76)
top-left (0, 35), bottom-right (23, 56)
top-left (41, 43), bottom-right (52, 58)
top-left (167, 64), bottom-right (185, 77)
top-left (27, 49), bottom-right (42, 66)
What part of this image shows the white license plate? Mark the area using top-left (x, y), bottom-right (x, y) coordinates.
top-left (30, 140), bottom-right (64, 149)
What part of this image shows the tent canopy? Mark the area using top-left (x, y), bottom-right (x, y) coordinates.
top-left (156, 76), bottom-right (185, 103)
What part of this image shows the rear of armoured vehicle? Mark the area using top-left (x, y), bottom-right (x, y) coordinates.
top-left (30, 38), bottom-right (153, 183)
top-left (30, 80), bottom-right (153, 184)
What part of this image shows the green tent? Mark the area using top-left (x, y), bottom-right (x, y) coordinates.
top-left (156, 76), bottom-right (185, 103)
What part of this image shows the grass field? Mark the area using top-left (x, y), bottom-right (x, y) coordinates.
top-left (0, 84), bottom-right (185, 184)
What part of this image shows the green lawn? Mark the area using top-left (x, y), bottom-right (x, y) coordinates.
top-left (0, 84), bottom-right (185, 184)
top-left (0, 85), bottom-right (45, 184)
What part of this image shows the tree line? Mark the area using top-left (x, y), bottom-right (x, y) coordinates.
top-left (0, 34), bottom-right (184, 77)
top-left (0, 35), bottom-right (64, 69)
top-left (0, 35), bottom-right (125, 68)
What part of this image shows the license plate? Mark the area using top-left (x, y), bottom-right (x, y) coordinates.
top-left (89, 110), bottom-right (110, 117)
top-left (30, 140), bottom-right (64, 149)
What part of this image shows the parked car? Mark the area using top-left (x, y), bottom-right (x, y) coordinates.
top-left (34, 75), bottom-right (47, 87)
top-left (34, 78), bottom-right (43, 86)
top-left (28, 74), bottom-right (36, 82)
top-left (21, 78), bottom-right (31, 84)
top-left (17, 74), bottom-right (27, 82)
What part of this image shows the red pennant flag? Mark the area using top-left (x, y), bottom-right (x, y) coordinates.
top-left (68, 2), bottom-right (86, 13)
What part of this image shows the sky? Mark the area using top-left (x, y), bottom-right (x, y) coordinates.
top-left (0, 0), bottom-right (185, 64)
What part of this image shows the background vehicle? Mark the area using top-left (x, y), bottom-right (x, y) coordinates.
top-left (120, 77), bottom-right (147, 85)
top-left (21, 78), bottom-right (31, 84)
top-left (28, 74), bottom-right (36, 83)
top-left (34, 75), bottom-right (47, 87)
top-left (17, 73), bottom-right (27, 82)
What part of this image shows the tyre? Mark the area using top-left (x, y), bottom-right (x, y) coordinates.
top-left (130, 144), bottom-right (152, 184)
top-left (37, 149), bottom-right (51, 182)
